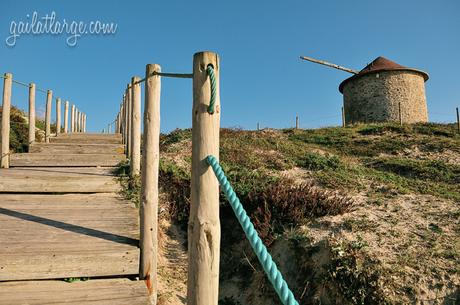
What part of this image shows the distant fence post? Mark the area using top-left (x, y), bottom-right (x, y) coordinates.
top-left (257, 122), bottom-right (260, 131)
top-left (78, 110), bottom-right (82, 133)
top-left (295, 114), bottom-right (299, 129)
top-left (130, 76), bottom-right (141, 176)
top-left (120, 95), bottom-right (126, 144)
top-left (56, 97), bottom-right (61, 135)
top-left (45, 90), bottom-right (52, 143)
top-left (28, 83), bottom-right (36, 144)
top-left (64, 101), bottom-right (69, 133)
top-left (128, 84), bottom-right (133, 159)
top-left (79, 111), bottom-right (82, 132)
top-left (71, 104), bottom-right (75, 133)
top-left (187, 51), bottom-right (221, 305)
top-left (139, 63), bottom-right (161, 305)
top-left (116, 112), bottom-right (120, 134)
top-left (399, 102), bottom-right (403, 126)
top-left (75, 109), bottom-right (79, 132)
top-left (1, 73), bottom-right (12, 168)
top-left (456, 107), bottom-right (459, 133)
top-left (342, 106), bottom-right (346, 127)
top-left (122, 95), bottom-right (126, 145)
top-left (126, 85), bottom-right (132, 158)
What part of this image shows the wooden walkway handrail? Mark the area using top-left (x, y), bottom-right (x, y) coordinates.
top-left (1, 72), bottom-right (86, 169)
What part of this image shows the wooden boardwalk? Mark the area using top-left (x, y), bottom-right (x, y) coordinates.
top-left (0, 134), bottom-right (149, 304)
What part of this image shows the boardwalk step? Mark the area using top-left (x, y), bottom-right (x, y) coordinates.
top-left (29, 143), bottom-right (125, 155)
top-left (0, 279), bottom-right (148, 305)
top-left (0, 168), bottom-right (120, 193)
top-left (10, 153), bottom-right (125, 167)
top-left (0, 194), bottom-right (139, 281)
top-left (50, 137), bottom-right (123, 144)
top-left (50, 134), bottom-right (123, 144)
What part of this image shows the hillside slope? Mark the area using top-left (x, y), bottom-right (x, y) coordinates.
top-left (0, 106), bottom-right (49, 152)
top-left (127, 122), bottom-right (459, 305)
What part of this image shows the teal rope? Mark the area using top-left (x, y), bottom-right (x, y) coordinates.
top-left (206, 155), bottom-right (299, 305)
top-left (206, 65), bottom-right (216, 114)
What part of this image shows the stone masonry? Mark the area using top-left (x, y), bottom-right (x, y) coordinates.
top-left (342, 70), bottom-right (428, 124)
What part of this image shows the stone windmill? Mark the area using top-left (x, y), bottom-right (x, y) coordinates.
top-left (300, 55), bottom-right (429, 124)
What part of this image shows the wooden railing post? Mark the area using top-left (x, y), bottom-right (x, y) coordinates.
top-left (28, 83), bottom-right (36, 144)
top-left (71, 104), bottom-right (75, 133)
top-left (79, 111), bottom-right (82, 133)
top-left (130, 76), bottom-right (141, 176)
top-left (140, 64), bottom-right (161, 305)
top-left (1, 73), bottom-right (12, 168)
top-left (64, 101), bottom-right (69, 133)
top-left (126, 84), bottom-right (132, 159)
top-left (121, 96), bottom-right (126, 144)
top-left (56, 97), bottom-right (61, 135)
top-left (187, 51), bottom-right (221, 305)
top-left (74, 109), bottom-right (78, 132)
top-left (77, 110), bottom-right (81, 132)
top-left (456, 107), bottom-right (459, 134)
top-left (45, 90), bottom-right (52, 143)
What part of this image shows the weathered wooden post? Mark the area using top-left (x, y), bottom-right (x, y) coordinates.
top-left (79, 111), bottom-right (82, 132)
top-left (456, 107), bottom-right (459, 134)
top-left (126, 84), bottom-right (132, 159)
top-left (121, 96), bottom-right (126, 143)
top-left (28, 83), bottom-right (36, 144)
top-left (45, 90), bottom-right (52, 143)
top-left (295, 114), bottom-right (299, 129)
top-left (140, 64), bottom-right (161, 305)
top-left (342, 106), bottom-right (346, 127)
top-left (78, 109), bottom-right (81, 132)
top-left (56, 97), bottom-right (61, 135)
top-left (71, 104), bottom-right (75, 133)
top-left (75, 109), bottom-right (78, 132)
top-left (1, 73), bottom-right (12, 168)
top-left (130, 76), bottom-right (141, 176)
top-left (79, 112), bottom-right (83, 133)
top-left (187, 51), bottom-right (221, 305)
top-left (64, 101), bottom-right (69, 133)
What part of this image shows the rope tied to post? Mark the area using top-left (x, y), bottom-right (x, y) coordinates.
top-left (206, 65), bottom-right (217, 114)
top-left (206, 155), bottom-right (299, 305)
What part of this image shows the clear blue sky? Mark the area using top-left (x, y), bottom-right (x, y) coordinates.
top-left (1, 0), bottom-right (459, 132)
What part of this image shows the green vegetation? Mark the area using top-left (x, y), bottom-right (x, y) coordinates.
top-left (63, 277), bottom-right (90, 283)
top-left (118, 122), bottom-right (460, 305)
top-left (0, 105), bottom-right (55, 152)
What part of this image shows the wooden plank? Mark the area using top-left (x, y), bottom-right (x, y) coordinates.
top-left (29, 143), bottom-right (125, 154)
top-left (0, 169), bottom-right (120, 193)
top-left (0, 250), bottom-right (139, 281)
top-left (53, 133), bottom-right (122, 141)
top-left (10, 153), bottom-right (125, 167)
top-left (50, 137), bottom-right (123, 144)
top-left (0, 194), bottom-right (139, 281)
top-left (0, 279), bottom-right (148, 305)
top-left (6, 167), bottom-right (118, 176)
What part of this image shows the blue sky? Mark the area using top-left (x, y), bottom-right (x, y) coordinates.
top-left (1, 0), bottom-right (459, 132)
